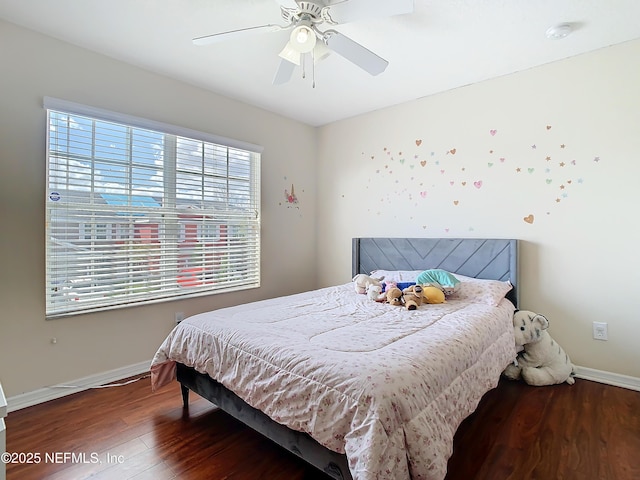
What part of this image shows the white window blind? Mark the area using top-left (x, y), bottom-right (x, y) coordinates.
top-left (45, 98), bottom-right (261, 318)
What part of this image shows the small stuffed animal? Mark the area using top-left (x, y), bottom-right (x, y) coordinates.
top-left (352, 273), bottom-right (384, 294)
top-left (503, 310), bottom-right (575, 386)
top-left (385, 280), bottom-right (397, 290)
top-left (421, 285), bottom-right (446, 304)
top-left (416, 269), bottom-right (460, 295)
top-left (386, 287), bottom-right (404, 306)
top-left (402, 285), bottom-right (423, 310)
top-left (366, 284), bottom-right (385, 302)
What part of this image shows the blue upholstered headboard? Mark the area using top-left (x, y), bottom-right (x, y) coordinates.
top-left (352, 238), bottom-right (519, 307)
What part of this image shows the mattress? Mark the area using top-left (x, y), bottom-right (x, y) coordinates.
top-left (151, 283), bottom-right (516, 480)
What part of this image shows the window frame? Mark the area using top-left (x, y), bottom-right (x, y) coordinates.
top-left (44, 97), bottom-right (262, 319)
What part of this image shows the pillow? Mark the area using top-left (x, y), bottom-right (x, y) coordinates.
top-left (416, 269), bottom-right (460, 295)
top-left (369, 270), bottom-right (423, 283)
top-left (451, 274), bottom-right (513, 306)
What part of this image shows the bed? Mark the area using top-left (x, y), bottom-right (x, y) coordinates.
top-left (151, 237), bottom-right (519, 480)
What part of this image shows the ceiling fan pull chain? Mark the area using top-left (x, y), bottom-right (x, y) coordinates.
top-left (312, 49), bottom-right (316, 88)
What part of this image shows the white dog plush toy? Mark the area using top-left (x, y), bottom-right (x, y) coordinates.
top-left (366, 283), bottom-right (385, 301)
top-left (352, 273), bottom-right (384, 294)
top-left (503, 310), bottom-right (575, 386)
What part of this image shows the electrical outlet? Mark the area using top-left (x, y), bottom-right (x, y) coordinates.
top-left (592, 321), bottom-right (608, 341)
top-left (175, 312), bottom-right (185, 324)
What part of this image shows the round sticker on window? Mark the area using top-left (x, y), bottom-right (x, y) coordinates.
top-left (49, 192), bottom-right (61, 201)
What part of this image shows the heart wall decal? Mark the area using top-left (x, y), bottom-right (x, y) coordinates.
top-left (523, 214), bottom-right (534, 224)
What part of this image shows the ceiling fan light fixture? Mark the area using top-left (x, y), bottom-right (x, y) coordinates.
top-left (295, 27), bottom-right (310, 43)
top-left (312, 41), bottom-right (331, 64)
top-left (278, 43), bottom-right (301, 65)
top-left (289, 24), bottom-right (317, 53)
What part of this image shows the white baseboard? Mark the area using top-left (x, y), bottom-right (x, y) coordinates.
top-left (574, 365), bottom-right (640, 392)
top-left (6, 360), bottom-right (151, 413)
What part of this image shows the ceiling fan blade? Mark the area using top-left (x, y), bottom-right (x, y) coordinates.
top-left (193, 24), bottom-right (283, 46)
top-left (272, 58), bottom-right (296, 85)
top-left (323, 30), bottom-right (388, 76)
top-left (273, 0), bottom-right (298, 8)
top-left (323, 0), bottom-right (414, 24)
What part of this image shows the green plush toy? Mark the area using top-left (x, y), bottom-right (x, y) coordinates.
top-left (416, 269), bottom-right (460, 295)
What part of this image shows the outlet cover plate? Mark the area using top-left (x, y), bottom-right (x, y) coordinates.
top-left (593, 321), bottom-right (608, 341)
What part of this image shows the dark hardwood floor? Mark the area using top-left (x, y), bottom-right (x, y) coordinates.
top-left (5, 375), bottom-right (640, 479)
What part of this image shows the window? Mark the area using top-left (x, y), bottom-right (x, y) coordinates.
top-left (45, 98), bottom-right (261, 318)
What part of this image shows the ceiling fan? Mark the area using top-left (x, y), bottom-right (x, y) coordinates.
top-left (193, 0), bottom-right (414, 85)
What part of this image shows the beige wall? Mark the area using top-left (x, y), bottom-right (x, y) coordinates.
top-left (0, 20), bottom-right (317, 397)
top-left (317, 39), bottom-right (640, 378)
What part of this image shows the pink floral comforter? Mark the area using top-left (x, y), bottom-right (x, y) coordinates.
top-left (151, 283), bottom-right (516, 480)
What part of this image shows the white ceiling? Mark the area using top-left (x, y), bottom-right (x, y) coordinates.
top-left (2, 0), bottom-right (640, 126)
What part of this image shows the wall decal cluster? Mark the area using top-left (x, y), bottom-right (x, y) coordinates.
top-left (284, 184), bottom-right (298, 206)
top-left (357, 124), bottom-right (601, 232)
top-left (280, 177), bottom-right (301, 211)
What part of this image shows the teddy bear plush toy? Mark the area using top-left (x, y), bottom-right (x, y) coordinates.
top-left (352, 273), bottom-right (384, 294)
top-left (386, 286), bottom-right (404, 307)
top-left (503, 310), bottom-right (575, 386)
top-left (402, 285), bottom-right (424, 310)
